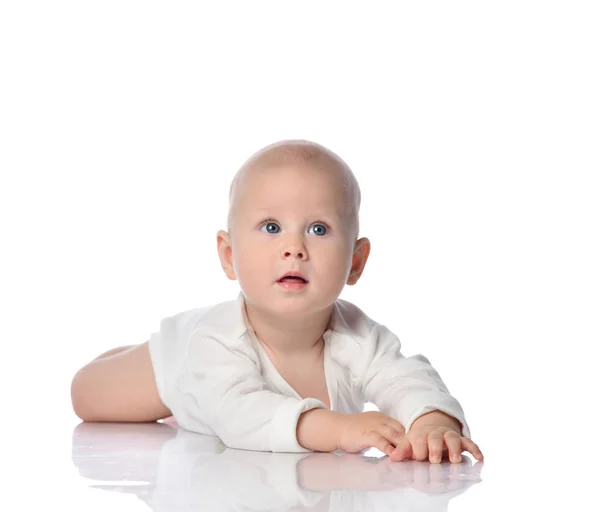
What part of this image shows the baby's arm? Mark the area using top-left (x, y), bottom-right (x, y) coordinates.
top-left (361, 323), bottom-right (483, 462)
top-left (362, 324), bottom-right (470, 436)
top-left (70, 341), bottom-right (172, 422)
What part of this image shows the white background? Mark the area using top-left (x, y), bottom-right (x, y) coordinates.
top-left (1, 1), bottom-right (599, 510)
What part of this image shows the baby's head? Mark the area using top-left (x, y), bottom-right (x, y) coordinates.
top-left (217, 139), bottom-right (370, 316)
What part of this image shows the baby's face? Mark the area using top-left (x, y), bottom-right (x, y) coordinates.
top-left (225, 162), bottom-right (357, 316)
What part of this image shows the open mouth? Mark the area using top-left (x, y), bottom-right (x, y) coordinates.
top-left (278, 276), bottom-right (308, 284)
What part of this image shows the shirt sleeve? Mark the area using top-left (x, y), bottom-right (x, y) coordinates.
top-left (165, 329), bottom-right (329, 453)
top-left (360, 324), bottom-right (471, 438)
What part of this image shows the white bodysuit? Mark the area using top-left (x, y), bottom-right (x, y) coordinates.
top-left (148, 292), bottom-right (471, 453)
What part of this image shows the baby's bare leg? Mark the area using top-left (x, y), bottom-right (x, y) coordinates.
top-left (91, 344), bottom-right (137, 361)
top-left (71, 341), bottom-right (172, 423)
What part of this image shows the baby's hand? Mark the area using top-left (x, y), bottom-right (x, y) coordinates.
top-left (389, 424), bottom-right (484, 464)
top-left (336, 411), bottom-right (406, 456)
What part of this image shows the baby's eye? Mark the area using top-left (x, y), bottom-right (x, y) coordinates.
top-left (309, 224), bottom-right (328, 236)
top-left (261, 222), bottom-right (280, 234)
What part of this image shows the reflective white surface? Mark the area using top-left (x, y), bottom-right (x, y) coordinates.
top-left (71, 421), bottom-right (482, 511)
top-left (9, 407), bottom-right (592, 512)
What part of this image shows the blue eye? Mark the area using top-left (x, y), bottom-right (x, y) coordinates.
top-left (309, 224), bottom-right (328, 236)
top-left (261, 222), bottom-right (280, 234)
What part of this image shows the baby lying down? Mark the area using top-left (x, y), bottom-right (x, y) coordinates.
top-left (70, 139), bottom-right (484, 464)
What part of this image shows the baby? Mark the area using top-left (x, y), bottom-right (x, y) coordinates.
top-left (71, 139), bottom-right (484, 464)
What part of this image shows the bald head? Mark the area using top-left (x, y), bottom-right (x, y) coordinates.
top-left (227, 139), bottom-right (361, 239)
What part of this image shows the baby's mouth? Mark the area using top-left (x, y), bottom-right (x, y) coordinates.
top-left (278, 276), bottom-right (308, 284)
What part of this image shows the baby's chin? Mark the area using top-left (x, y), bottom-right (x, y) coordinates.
top-left (245, 289), bottom-right (310, 307)
top-left (271, 291), bottom-right (340, 313)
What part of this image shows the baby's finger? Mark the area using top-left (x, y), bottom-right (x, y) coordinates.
top-left (443, 431), bottom-right (463, 463)
top-left (410, 432), bottom-right (430, 461)
top-left (380, 424), bottom-right (406, 448)
top-left (390, 436), bottom-right (413, 461)
top-left (461, 437), bottom-right (484, 461)
top-left (428, 431), bottom-right (445, 464)
top-left (370, 432), bottom-right (396, 457)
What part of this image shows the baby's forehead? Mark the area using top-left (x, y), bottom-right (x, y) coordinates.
top-left (251, 203), bottom-right (341, 218)
top-left (242, 160), bottom-right (347, 192)
top-left (246, 168), bottom-right (347, 211)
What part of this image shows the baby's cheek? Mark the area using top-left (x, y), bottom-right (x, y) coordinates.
top-left (234, 255), bottom-right (264, 283)
top-left (319, 272), bottom-right (347, 299)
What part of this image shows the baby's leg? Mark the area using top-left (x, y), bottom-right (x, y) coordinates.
top-left (91, 344), bottom-right (137, 361)
top-left (70, 341), bottom-right (172, 422)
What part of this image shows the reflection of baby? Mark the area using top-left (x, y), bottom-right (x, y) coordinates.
top-left (72, 422), bottom-right (483, 512)
top-left (71, 139), bottom-right (484, 464)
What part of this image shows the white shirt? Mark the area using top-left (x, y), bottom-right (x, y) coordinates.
top-left (148, 292), bottom-right (471, 453)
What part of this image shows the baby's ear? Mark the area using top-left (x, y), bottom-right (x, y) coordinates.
top-left (216, 230), bottom-right (236, 280)
top-left (347, 237), bottom-right (371, 285)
